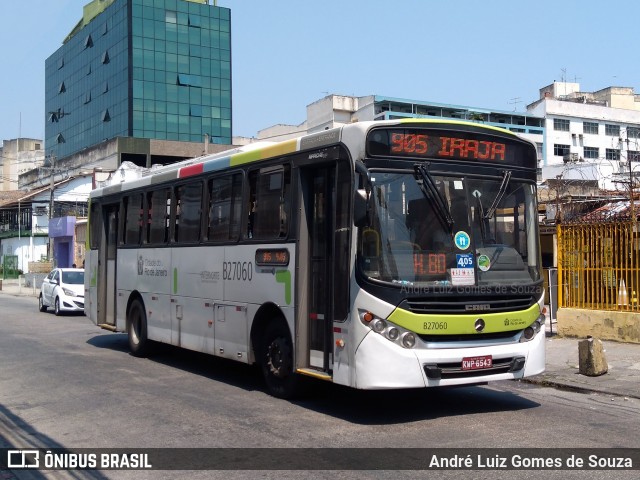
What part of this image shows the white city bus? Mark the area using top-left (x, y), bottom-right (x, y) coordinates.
top-left (85, 119), bottom-right (545, 398)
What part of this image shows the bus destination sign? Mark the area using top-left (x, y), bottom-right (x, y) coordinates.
top-left (367, 128), bottom-right (535, 167)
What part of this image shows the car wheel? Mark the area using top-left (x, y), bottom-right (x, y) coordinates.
top-left (54, 297), bottom-right (62, 316)
top-left (39, 294), bottom-right (47, 312)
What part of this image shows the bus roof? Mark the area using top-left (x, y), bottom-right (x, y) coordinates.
top-left (90, 119), bottom-right (524, 199)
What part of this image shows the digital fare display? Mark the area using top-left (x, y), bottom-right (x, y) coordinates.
top-left (367, 128), bottom-right (536, 167)
top-left (413, 253), bottom-right (446, 276)
top-left (255, 248), bottom-right (290, 267)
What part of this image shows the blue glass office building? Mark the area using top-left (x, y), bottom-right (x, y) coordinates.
top-left (45, 0), bottom-right (231, 161)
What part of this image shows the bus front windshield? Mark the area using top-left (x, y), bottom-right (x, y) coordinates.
top-left (358, 170), bottom-right (540, 288)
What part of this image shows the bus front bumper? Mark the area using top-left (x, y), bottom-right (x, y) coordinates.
top-left (353, 329), bottom-right (545, 390)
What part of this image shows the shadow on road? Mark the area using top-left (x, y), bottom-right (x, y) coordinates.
top-left (86, 333), bottom-right (541, 425)
top-left (0, 404), bottom-right (108, 480)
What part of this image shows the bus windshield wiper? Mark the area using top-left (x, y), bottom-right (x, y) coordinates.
top-left (473, 191), bottom-right (487, 241)
top-left (484, 170), bottom-right (512, 220)
top-left (414, 164), bottom-right (454, 233)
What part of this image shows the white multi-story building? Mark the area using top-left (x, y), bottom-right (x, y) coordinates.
top-left (235, 94), bottom-right (546, 176)
top-left (527, 82), bottom-right (640, 190)
top-left (236, 82), bottom-right (640, 191)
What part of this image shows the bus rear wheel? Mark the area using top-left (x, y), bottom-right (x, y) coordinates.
top-left (260, 319), bottom-right (300, 399)
top-left (128, 298), bottom-right (151, 357)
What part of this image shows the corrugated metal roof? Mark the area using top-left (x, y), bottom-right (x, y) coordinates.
top-left (0, 185), bottom-right (52, 208)
top-left (574, 200), bottom-right (639, 223)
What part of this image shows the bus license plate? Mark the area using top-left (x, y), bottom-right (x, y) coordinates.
top-left (462, 355), bottom-right (493, 371)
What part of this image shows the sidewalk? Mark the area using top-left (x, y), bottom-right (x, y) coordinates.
top-left (526, 321), bottom-right (640, 399)
top-left (2, 279), bottom-right (639, 399)
top-left (0, 278), bottom-right (39, 298)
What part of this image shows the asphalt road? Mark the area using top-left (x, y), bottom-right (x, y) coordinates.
top-left (1, 294), bottom-right (639, 480)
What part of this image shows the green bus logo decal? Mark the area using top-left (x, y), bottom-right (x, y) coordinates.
top-left (173, 267), bottom-right (178, 294)
top-left (275, 270), bottom-right (291, 305)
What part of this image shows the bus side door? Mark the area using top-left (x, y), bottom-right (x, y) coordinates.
top-left (298, 156), bottom-right (351, 376)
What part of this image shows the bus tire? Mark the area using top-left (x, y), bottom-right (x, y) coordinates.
top-left (128, 298), bottom-right (151, 357)
top-left (260, 319), bottom-right (300, 399)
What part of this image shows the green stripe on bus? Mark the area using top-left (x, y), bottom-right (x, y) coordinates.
top-left (397, 118), bottom-right (517, 136)
top-left (387, 303), bottom-right (540, 335)
top-left (173, 267), bottom-right (178, 294)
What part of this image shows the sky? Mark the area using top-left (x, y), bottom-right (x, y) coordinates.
top-left (1, 0), bottom-right (640, 143)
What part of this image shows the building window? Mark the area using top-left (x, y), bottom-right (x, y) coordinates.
top-left (58, 82), bottom-right (66, 94)
top-left (102, 110), bottom-right (111, 122)
top-left (84, 92), bottom-right (91, 104)
top-left (58, 58), bottom-right (64, 69)
top-left (554, 144), bottom-right (570, 156)
top-left (554, 119), bottom-right (570, 131)
top-left (628, 150), bottom-right (640, 162)
top-left (177, 74), bottom-right (201, 87)
top-left (627, 127), bottom-right (640, 139)
top-left (102, 51), bottom-right (110, 64)
top-left (583, 147), bottom-right (599, 159)
top-left (84, 35), bottom-right (93, 48)
top-left (583, 122), bottom-right (598, 134)
top-left (166, 11), bottom-right (177, 24)
top-left (606, 148), bottom-right (621, 160)
top-left (605, 124), bottom-right (620, 136)
top-left (56, 134), bottom-right (65, 144)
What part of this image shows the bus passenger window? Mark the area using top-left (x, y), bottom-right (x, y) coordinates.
top-left (148, 189), bottom-right (171, 244)
top-left (89, 201), bottom-right (101, 250)
top-left (208, 173), bottom-right (242, 241)
top-left (175, 181), bottom-right (203, 243)
top-left (123, 193), bottom-right (143, 245)
top-left (247, 165), bottom-right (290, 239)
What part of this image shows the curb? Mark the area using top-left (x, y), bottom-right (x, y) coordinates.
top-left (524, 375), bottom-right (640, 400)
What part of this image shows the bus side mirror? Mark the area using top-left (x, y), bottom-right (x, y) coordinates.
top-left (354, 189), bottom-right (369, 227)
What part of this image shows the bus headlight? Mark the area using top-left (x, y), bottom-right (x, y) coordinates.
top-left (520, 314), bottom-right (545, 343)
top-left (386, 327), bottom-right (399, 341)
top-left (359, 310), bottom-right (418, 349)
top-left (372, 319), bottom-right (387, 333)
top-left (401, 332), bottom-right (416, 349)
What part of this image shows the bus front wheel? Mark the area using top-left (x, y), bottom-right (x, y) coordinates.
top-left (128, 299), bottom-right (151, 357)
top-left (260, 319), bottom-right (299, 399)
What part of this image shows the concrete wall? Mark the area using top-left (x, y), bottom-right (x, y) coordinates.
top-left (557, 307), bottom-right (640, 344)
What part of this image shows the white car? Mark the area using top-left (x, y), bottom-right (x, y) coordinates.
top-left (39, 268), bottom-right (85, 315)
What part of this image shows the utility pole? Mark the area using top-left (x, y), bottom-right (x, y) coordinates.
top-left (49, 154), bottom-right (56, 265)
top-left (39, 154), bottom-right (58, 265)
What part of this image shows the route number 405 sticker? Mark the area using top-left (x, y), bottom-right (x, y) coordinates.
top-left (456, 254), bottom-right (474, 268)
